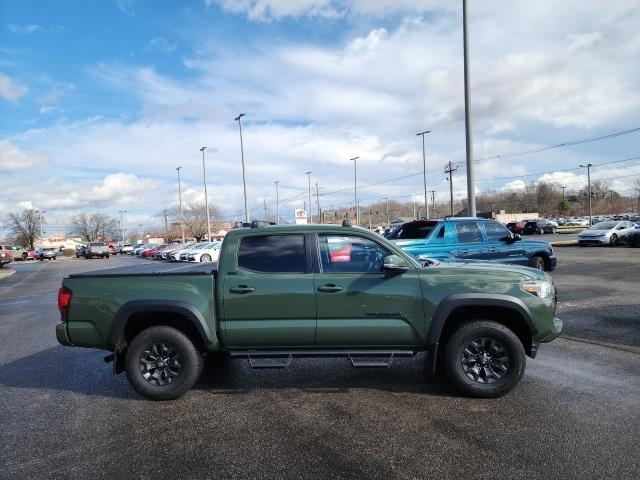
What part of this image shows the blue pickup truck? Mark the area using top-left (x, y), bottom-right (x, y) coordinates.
top-left (386, 218), bottom-right (557, 271)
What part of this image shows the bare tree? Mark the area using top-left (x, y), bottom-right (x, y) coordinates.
top-left (7, 209), bottom-right (41, 249)
top-left (182, 202), bottom-right (220, 241)
top-left (69, 213), bottom-right (119, 242)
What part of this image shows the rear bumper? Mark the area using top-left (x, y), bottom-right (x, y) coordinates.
top-left (56, 322), bottom-right (72, 346)
top-left (548, 255), bottom-right (557, 271)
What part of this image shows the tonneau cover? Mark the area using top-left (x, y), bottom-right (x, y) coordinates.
top-left (69, 262), bottom-right (217, 278)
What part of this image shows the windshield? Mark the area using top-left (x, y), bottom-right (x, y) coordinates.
top-left (590, 222), bottom-right (617, 230)
top-left (386, 221), bottom-right (439, 240)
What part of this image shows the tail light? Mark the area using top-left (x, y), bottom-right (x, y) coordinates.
top-left (58, 286), bottom-right (72, 321)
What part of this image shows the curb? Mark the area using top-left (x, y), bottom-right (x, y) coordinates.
top-left (551, 240), bottom-right (577, 246)
top-left (0, 269), bottom-right (17, 280)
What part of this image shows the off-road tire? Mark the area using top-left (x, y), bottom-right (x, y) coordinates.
top-left (125, 326), bottom-right (203, 401)
top-left (528, 255), bottom-right (545, 271)
top-left (443, 320), bottom-right (526, 398)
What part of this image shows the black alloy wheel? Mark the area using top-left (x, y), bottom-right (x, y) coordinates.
top-left (609, 234), bottom-right (618, 246)
top-left (443, 320), bottom-right (526, 398)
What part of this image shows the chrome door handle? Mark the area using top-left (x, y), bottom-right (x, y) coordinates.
top-left (458, 249), bottom-right (468, 255)
top-left (317, 284), bottom-right (343, 293)
top-left (488, 247), bottom-right (497, 252)
top-left (229, 285), bottom-right (255, 294)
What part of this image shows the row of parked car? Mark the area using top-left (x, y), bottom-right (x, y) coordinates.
top-left (130, 240), bottom-right (222, 263)
top-left (506, 219), bottom-right (559, 235)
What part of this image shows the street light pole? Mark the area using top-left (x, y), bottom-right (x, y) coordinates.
top-left (234, 114), bottom-right (249, 224)
top-left (176, 167), bottom-right (185, 243)
top-left (462, 0), bottom-right (476, 217)
top-left (315, 181), bottom-right (321, 224)
top-left (580, 163), bottom-right (593, 226)
top-left (350, 157), bottom-right (359, 226)
top-left (561, 185), bottom-right (567, 216)
top-left (38, 210), bottom-right (46, 249)
top-left (416, 131), bottom-right (431, 218)
top-left (118, 210), bottom-right (127, 244)
top-left (200, 146), bottom-right (212, 241)
top-left (274, 180), bottom-right (280, 224)
top-left (305, 171), bottom-right (312, 224)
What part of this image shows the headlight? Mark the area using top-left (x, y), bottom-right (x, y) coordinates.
top-left (521, 280), bottom-right (553, 298)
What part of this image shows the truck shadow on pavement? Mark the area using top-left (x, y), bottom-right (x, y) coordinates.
top-left (0, 347), bottom-right (455, 399)
top-left (195, 354), bottom-right (457, 398)
top-left (0, 346), bottom-right (133, 399)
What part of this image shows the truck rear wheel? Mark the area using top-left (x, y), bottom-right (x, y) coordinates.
top-left (443, 320), bottom-right (526, 398)
top-left (125, 326), bottom-right (203, 400)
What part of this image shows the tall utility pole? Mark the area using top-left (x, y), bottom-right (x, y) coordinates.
top-left (350, 157), bottom-right (359, 226)
top-left (274, 180), bottom-right (280, 224)
top-left (412, 198), bottom-right (416, 219)
top-left (429, 190), bottom-right (436, 217)
top-left (315, 181), bottom-right (321, 224)
top-left (234, 113), bottom-right (249, 223)
top-left (305, 171), bottom-right (312, 223)
top-left (163, 210), bottom-right (169, 232)
top-left (176, 167), bottom-right (185, 243)
top-left (118, 210), bottom-right (127, 244)
top-left (444, 161), bottom-right (458, 216)
top-left (608, 190), bottom-right (615, 216)
top-left (416, 130), bottom-right (431, 218)
top-left (462, 0), bottom-right (476, 217)
top-left (263, 198), bottom-right (268, 221)
top-left (561, 185), bottom-right (567, 216)
top-left (580, 163), bottom-right (593, 225)
top-left (200, 146), bottom-right (212, 241)
top-left (385, 197), bottom-right (390, 226)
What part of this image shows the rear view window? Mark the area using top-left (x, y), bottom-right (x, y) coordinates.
top-left (238, 235), bottom-right (305, 273)
top-left (386, 222), bottom-right (438, 240)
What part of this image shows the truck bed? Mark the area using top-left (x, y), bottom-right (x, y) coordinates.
top-left (69, 262), bottom-right (217, 278)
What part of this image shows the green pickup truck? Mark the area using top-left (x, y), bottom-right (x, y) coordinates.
top-left (56, 223), bottom-right (562, 400)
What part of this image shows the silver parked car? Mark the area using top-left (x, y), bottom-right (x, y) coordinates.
top-left (578, 221), bottom-right (637, 246)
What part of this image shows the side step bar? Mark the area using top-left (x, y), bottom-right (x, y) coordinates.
top-left (229, 349), bottom-right (415, 370)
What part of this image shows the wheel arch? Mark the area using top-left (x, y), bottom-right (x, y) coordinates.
top-left (425, 294), bottom-right (537, 376)
top-left (108, 300), bottom-right (217, 357)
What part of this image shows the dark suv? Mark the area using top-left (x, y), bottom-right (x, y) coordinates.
top-left (522, 220), bottom-right (557, 235)
top-left (386, 218), bottom-right (556, 271)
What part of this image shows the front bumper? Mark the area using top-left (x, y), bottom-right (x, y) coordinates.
top-left (540, 317), bottom-right (563, 343)
top-left (578, 237), bottom-right (607, 245)
top-left (548, 255), bottom-right (557, 271)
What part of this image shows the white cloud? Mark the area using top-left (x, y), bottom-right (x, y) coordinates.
top-left (144, 37), bottom-right (177, 53)
top-left (0, 73), bottom-right (27, 101)
top-left (0, 140), bottom-right (44, 171)
top-left (7, 24), bottom-right (42, 34)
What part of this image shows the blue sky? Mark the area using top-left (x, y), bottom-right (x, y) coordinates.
top-left (2, 0), bottom-right (640, 234)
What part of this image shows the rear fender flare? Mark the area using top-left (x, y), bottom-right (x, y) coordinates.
top-left (107, 300), bottom-right (215, 351)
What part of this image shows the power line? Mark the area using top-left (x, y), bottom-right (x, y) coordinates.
top-left (474, 127), bottom-right (640, 163)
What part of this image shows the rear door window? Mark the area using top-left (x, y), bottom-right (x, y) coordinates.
top-left (455, 221), bottom-right (483, 243)
top-left (237, 235), bottom-right (305, 273)
top-left (386, 222), bottom-right (438, 240)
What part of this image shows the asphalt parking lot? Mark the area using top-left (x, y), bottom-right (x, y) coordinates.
top-left (0, 251), bottom-right (638, 480)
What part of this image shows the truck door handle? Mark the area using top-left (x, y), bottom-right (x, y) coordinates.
top-left (458, 249), bottom-right (468, 255)
top-left (317, 284), bottom-right (343, 293)
top-left (488, 247), bottom-right (497, 252)
top-left (230, 285), bottom-right (255, 294)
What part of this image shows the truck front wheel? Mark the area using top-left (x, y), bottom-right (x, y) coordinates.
top-left (443, 320), bottom-right (526, 398)
top-left (125, 326), bottom-right (203, 400)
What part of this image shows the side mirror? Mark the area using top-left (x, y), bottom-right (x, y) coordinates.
top-left (383, 255), bottom-right (410, 274)
top-left (513, 233), bottom-right (522, 241)
top-left (417, 254), bottom-right (441, 267)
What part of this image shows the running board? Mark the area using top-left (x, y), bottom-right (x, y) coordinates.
top-left (229, 349), bottom-right (415, 370)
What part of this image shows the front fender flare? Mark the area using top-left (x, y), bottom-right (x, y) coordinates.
top-left (424, 293), bottom-right (536, 375)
